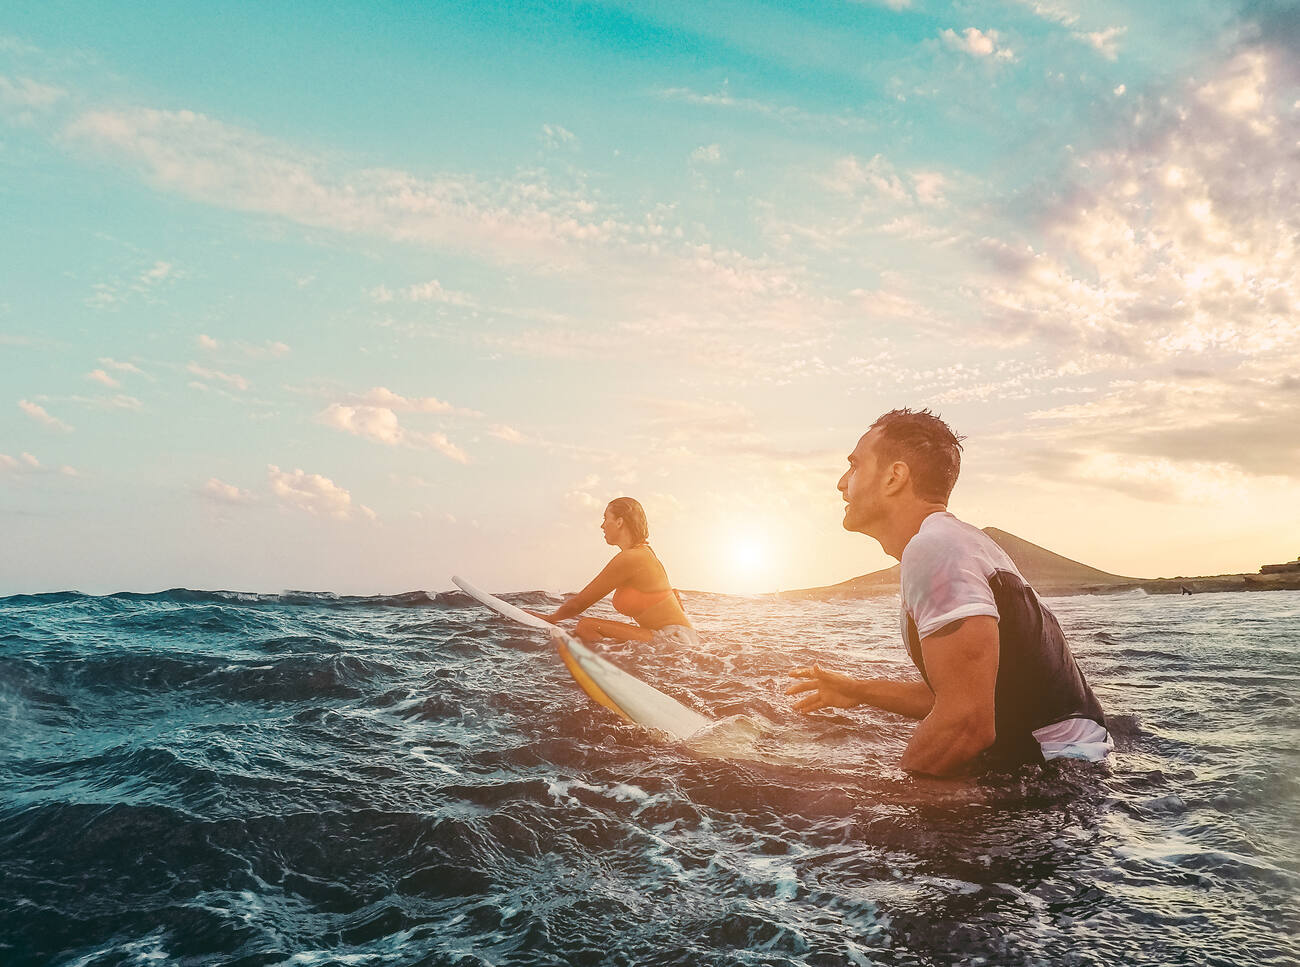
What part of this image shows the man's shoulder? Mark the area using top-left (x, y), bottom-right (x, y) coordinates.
top-left (903, 512), bottom-right (983, 559)
top-left (901, 514), bottom-right (1011, 582)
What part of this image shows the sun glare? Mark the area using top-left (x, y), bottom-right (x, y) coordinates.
top-left (730, 535), bottom-right (768, 572)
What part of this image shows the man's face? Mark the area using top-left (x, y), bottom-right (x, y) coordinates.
top-left (837, 430), bottom-right (885, 534)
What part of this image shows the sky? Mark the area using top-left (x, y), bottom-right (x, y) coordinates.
top-left (2, 1), bottom-right (1298, 596)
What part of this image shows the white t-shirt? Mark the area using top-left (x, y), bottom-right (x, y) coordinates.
top-left (899, 511), bottom-right (1014, 641)
top-left (899, 511), bottom-right (1111, 762)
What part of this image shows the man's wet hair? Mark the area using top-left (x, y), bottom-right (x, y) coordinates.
top-left (868, 408), bottom-right (965, 502)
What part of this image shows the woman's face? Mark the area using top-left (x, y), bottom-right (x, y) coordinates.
top-left (600, 507), bottom-right (623, 545)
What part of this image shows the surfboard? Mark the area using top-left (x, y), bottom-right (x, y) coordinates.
top-left (451, 575), bottom-right (712, 740)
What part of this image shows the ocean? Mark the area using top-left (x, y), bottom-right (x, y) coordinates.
top-left (1, 587), bottom-right (1297, 966)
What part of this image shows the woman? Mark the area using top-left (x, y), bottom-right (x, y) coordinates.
top-left (534, 497), bottom-right (698, 646)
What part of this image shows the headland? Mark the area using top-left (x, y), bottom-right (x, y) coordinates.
top-left (776, 529), bottom-right (1300, 601)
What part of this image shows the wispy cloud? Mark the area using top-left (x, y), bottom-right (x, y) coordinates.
top-left (541, 123), bottom-right (576, 148)
top-left (99, 357), bottom-right (145, 376)
top-left (17, 399), bottom-right (73, 432)
top-left (986, 355), bottom-right (1300, 508)
top-left (369, 280), bottom-right (477, 307)
top-left (0, 74), bottom-right (65, 113)
top-left (187, 362), bottom-right (249, 392)
top-left (63, 107), bottom-right (623, 267)
top-left (690, 143), bottom-right (723, 164)
top-left (33, 393), bottom-right (142, 411)
top-left (85, 260), bottom-right (174, 309)
top-left (197, 334), bottom-right (290, 358)
top-left (357, 387), bottom-right (481, 417)
top-left (655, 84), bottom-right (869, 130)
top-left (1013, 0), bottom-right (1078, 26)
top-left (86, 368), bottom-right (120, 389)
top-left (0, 451), bottom-right (77, 478)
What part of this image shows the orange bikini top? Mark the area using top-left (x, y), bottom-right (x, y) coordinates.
top-left (612, 586), bottom-right (675, 618)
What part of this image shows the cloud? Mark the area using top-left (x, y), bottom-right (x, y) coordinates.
top-left (187, 362), bottom-right (249, 392)
top-left (370, 280), bottom-right (477, 307)
top-left (0, 452), bottom-right (38, 472)
top-left (1013, 0), bottom-right (1078, 26)
top-left (0, 451), bottom-right (77, 478)
top-left (357, 386), bottom-right (482, 417)
top-left (940, 27), bottom-right (1015, 61)
top-left (632, 397), bottom-right (768, 452)
top-left (86, 369), bottom-right (120, 389)
top-left (319, 404), bottom-right (403, 445)
top-left (85, 260), bottom-right (175, 309)
top-left (691, 144), bottom-right (723, 164)
top-left (566, 488), bottom-right (603, 510)
top-left (42, 94), bottom-right (828, 381)
top-left (319, 403), bottom-right (469, 462)
top-left (655, 85), bottom-right (869, 131)
top-left (63, 107), bottom-right (621, 267)
top-left (969, 42), bottom-right (1300, 365)
top-left (488, 424), bottom-right (525, 443)
top-left (822, 154), bottom-right (915, 202)
top-left (542, 123), bottom-right (576, 148)
top-left (267, 465), bottom-right (361, 519)
top-left (237, 340), bottom-right (290, 359)
top-left (17, 399), bottom-right (72, 432)
top-left (99, 357), bottom-right (145, 375)
top-left (33, 393), bottom-right (142, 411)
top-left (1015, 369), bottom-right (1300, 500)
top-left (0, 75), bottom-right (65, 112)
top-left (198, 334), bottom-right (290, 358)
top-left (202, 477), bottom-right (253, 503)
top-left (1080, 26), bottom-right (1125, 60)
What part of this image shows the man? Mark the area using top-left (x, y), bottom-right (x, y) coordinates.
top-left (787, 408), bottom-right (1110, 776)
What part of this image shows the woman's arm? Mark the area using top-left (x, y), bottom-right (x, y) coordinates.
top-left (543, 552), bottom-right (632, 622)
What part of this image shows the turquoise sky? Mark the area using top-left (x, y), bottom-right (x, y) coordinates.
top-left (3, 1), bottom-right (1297, 595)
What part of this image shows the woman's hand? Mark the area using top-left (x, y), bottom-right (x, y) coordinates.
top-left (786, 664), bottom-right (862, 713)
top-left (524, 609), bottom-right (558, 624)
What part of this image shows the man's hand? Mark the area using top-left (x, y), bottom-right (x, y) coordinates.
top-left (786, 664), bottom-right (862, 713)
top-left (524, 610), bottom-right (557, 624)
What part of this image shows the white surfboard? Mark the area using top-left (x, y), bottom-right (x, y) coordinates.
top-left (451, 575), bottom-right (712, 740)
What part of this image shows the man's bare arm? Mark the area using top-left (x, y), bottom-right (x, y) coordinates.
top-left (899, 616), bottom-right (999, 776)
top-left (787, 665), bottom-right (934, 719)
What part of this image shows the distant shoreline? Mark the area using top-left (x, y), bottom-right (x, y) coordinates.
top-left (776, 571), bottom-right (1300, 602)
top-left (773, 524), bottom-right (1300, 602)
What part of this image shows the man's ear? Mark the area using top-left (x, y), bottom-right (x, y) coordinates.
top-left (883, 460), bottom-right (910, 495)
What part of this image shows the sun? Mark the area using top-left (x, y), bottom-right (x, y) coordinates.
top-left (729, 534), bottom-right (768, 572)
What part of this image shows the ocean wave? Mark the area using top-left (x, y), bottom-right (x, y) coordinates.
top-left (0, 587), bottom-right (514, 611)
top-left (1, 588), bottom-right (1296, 967)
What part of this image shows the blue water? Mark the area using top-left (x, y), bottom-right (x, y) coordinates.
top-left (1, 587), bottom-right (1297, 966)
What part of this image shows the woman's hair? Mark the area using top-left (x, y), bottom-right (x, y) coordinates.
top-left (606, 497), bottom-right (649, 544)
